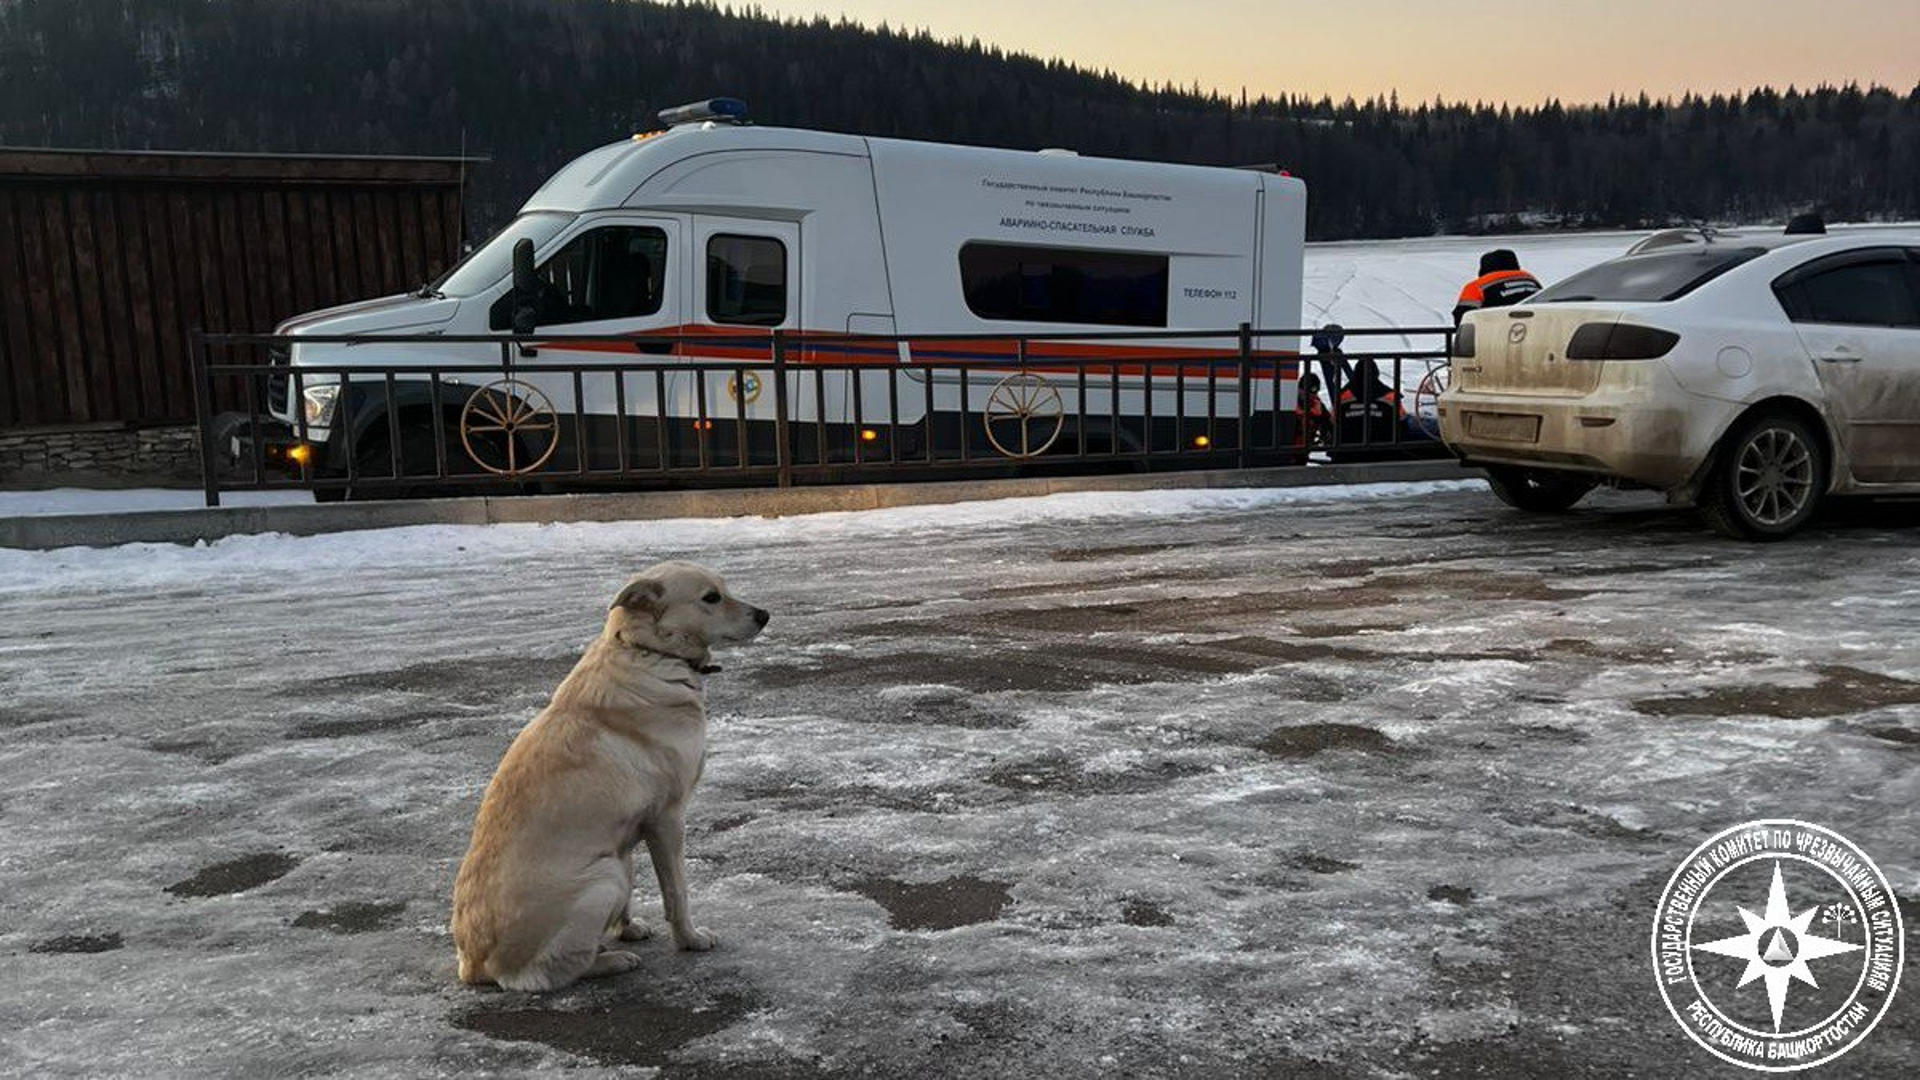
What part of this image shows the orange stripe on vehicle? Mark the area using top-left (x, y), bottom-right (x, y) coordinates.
top-left (539, 324), bottom-right (1301, 381)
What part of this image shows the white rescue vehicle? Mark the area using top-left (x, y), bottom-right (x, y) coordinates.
top-left (260, 99), bottom-right (1307, 482)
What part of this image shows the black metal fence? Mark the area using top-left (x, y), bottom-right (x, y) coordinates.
top-left (189, 324), bottom-right (1454, 505)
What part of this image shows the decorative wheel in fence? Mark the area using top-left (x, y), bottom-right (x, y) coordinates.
top-left (981, 373), bottom-right (1065, 458)
top-left (1410, 362), bottom-right (1450, 440)
top-left (459, 379), bottom-right (560, 476)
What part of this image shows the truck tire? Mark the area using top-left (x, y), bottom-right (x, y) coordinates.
top-left (1698, 411), bottom-right (1826, 540)
top-left (342, 418), bottom-right (445, 500)
top-left (1483, 465), bottom-right (1596, 513)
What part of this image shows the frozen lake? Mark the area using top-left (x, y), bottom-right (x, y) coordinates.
top-left (1, 481), bottom-right (1915, 1076)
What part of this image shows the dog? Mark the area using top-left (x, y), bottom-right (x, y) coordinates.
top-left (451, 561), bottom-right (768, 991)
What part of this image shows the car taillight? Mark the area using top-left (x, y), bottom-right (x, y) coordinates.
top-left (1451, 322), bottom-right (1476, 358)
top-left (1566, 323), bottom-right (1680, 360)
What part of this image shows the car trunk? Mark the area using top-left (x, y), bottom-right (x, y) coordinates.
top-left (1458, 308), bottom-right (1617, 397)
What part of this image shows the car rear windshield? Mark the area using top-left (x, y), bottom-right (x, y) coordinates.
top-left (1532, 246), bottom-right (1768, 304)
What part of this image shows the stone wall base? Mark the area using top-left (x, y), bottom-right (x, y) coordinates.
top-left (0, 424), bottom-right (202, 486)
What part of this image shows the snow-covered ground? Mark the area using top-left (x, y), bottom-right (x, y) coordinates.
top-left (1304, 230), bottom-right (1642, 332)
top-left (0, 488), bottom-right (313, 517)
top-left (1303, 223), bottom-right (1920, 333)
top-left (2, 482), bottom-right (1915, 1076)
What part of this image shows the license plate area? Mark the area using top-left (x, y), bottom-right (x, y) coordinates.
top-left (1465, 411), bottom-right (1541, 443)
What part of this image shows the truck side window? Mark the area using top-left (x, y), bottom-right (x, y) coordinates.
top-left (488, 226), bottom-right (668, 330)
top-left (706, 235), bottom-right (787, 326)
top-left (960, 242), bottom-right (1169, 327)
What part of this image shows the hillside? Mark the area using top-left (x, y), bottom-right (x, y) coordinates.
top-left (2, 0), bottom-right (1917, 240)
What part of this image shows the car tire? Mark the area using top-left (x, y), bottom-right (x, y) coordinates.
top-left (1483, 466), bottom-right (1596, 513)
top-left (1698, 411), bottom-right (1826, 540)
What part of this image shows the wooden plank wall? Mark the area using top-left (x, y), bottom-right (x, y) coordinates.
top-left (0, 159), bottom-right (467, 429)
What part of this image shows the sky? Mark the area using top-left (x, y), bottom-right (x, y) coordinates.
top-left (744, 0), bottom-right (1920, 106)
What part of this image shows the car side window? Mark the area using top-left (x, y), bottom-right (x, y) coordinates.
top-left (706, 235), bottom-right (787, 326)
top-left (1777, 258), bottom-right (1920, 329)
top-left (488, 226), bottom-right (668, 330)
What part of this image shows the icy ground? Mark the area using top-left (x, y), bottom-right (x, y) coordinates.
top-left (1, 482), bottom-right (1915, 1078)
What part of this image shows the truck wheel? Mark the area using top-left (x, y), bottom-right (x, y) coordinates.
top-left (1698, 411), bottom-right (1825, 540)
top-left (1483, 466), bottom-right (1596, 512)
top-left (344, 419), bottom-right (444, 500)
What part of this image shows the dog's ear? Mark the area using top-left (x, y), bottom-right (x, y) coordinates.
top-left (612, 578), bottom-right (664, 615)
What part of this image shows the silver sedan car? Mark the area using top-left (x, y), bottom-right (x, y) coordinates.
top-left (1440, 226), bottom-right (1920, 538)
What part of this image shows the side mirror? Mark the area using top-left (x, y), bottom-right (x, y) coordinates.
top-left (510, 238), bottom-right (539, 336)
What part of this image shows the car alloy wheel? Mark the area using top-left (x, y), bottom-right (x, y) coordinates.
top-left (1733, 425), bottom-right (1815, 527)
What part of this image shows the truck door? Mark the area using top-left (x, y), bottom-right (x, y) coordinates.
top-left (690, 218), bottom-right (801, 445)
top-left (507, 214), bottom-right (684, 468)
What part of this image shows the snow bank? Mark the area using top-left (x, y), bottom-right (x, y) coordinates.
top-left (0, 488), bottom-right (312, 517)
top-left (0, 479), bottom-right (1482, 593)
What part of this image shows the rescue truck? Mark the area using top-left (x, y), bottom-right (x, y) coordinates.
top-left (255, 99), bottom-right (1308, 483)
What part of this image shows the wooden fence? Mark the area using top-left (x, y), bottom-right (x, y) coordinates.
top-left (0, 149), bottom-right (475, 429)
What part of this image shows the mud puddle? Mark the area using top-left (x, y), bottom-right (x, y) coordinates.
top-left (1633, 665), bottom-right (1920, 719)
top-left (849, 875), bottom-right (1013, 931)
top-left (165, 852), bottom-right (301, 897)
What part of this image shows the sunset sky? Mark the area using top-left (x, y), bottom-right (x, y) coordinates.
top-left (746, 0), bottom-right (1920, 105)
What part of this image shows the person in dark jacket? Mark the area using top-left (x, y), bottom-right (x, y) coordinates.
top-left (1453, 249), bottom-right (1542, 326)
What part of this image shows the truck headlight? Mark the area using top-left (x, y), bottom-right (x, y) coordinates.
top-left (302, 383), bottom-right (342, 427)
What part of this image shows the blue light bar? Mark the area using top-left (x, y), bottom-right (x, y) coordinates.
top-left (657, 98), bottom-right (750, 127)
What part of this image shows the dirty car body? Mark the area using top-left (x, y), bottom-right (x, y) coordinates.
top-left (1439, 228), bottom-right (1920, 536)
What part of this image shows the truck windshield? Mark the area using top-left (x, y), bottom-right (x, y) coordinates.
top-left (1533, 246), bottom-right (1768, 303)
top-left (431, 211), bottom-right (576, 298)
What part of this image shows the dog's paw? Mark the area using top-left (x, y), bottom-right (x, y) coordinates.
top-left (619, 919), bottom-right (654, 942)
top-left (584, 949), bottom-right (644, 979)
top-left (674, 927), bottom-right (717, 952)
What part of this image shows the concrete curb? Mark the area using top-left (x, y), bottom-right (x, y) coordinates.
top-left (0, 461), bottom-right (1479, 550)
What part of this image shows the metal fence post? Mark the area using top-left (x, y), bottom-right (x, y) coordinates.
top-left (1236, 321), bottom-right (1253, 470)
top-left (189, 329), bottom-right (221, 507)
top-left (771, 329), bottom-right (793, 488)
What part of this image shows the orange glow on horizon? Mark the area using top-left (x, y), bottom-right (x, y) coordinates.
top-left (745, 1), bottom-right (1920, 108)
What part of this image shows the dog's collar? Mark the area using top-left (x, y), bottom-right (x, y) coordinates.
top-left (617, 636), bottom-right (720, 677)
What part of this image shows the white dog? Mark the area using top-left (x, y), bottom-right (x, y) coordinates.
top-left (451, 561), bottom-right (768, 991)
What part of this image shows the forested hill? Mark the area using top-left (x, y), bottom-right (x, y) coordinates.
top-left (3, 0), bottom-right (1918, 240)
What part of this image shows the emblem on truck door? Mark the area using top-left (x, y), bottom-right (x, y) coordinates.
top-left (728, 372), bottom-right (763, 405)
top-left (1508, 323), bottom-right (1529, 345)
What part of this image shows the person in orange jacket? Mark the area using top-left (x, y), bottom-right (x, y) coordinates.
top-left (1453, 249), bottom-right (1542, 326)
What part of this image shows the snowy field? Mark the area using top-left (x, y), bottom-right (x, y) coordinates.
top-left (1303, 229), bottom-right (1645, 331)
top-left (1302, 224), bottom-right (1920, 335)
top-left (2, 481), bottom-right (1916, 1077)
